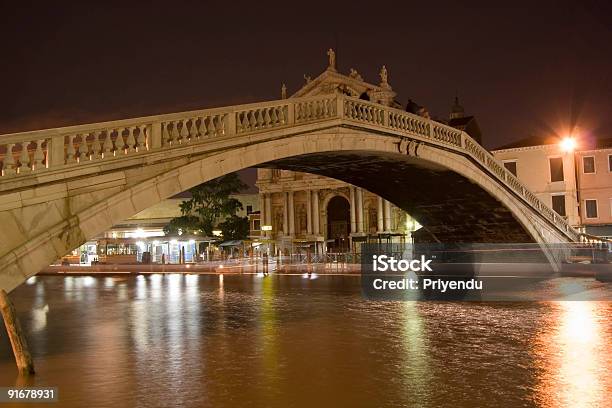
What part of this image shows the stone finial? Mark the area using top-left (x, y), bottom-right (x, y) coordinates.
top-left (348, 68), bottom-right (363, 81)
top-left (281, 83), bottom-right (287, 99)
top-left (303, 74), bottom-right (312, 84)
top-left (379, 65), bottom-right (389, 87)
top-left (327, 48), bottom-right (336, 71)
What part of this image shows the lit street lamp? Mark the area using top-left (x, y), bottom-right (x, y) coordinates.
top-left (560, 136), bottom-right (576, 153)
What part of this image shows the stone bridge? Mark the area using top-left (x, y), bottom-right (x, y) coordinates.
top-left (0, 68), bottom-right (580, 292)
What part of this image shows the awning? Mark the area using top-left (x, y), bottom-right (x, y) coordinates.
top-left (219, 240), bottom-right (243, 247)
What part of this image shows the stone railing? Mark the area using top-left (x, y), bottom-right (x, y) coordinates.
top-left (338, 97), bottom-right (578, 241)
top-left (0, 93), bottom-right (577, 240)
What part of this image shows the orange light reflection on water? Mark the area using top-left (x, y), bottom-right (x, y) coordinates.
top-left (534, 301), bottom-right (611, 408)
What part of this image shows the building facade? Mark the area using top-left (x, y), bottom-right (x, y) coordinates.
top-left (62, 193), bottom-right (259, 264)
top-left (492, 137), bottom-right (612, 239)
top-left (254, 169), bottom-right (420, 255)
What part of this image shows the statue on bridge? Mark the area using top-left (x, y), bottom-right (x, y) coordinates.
top-left (379, 65), bottom-right (390, 88)
top-left (327, 48), bottom-right (337, 72)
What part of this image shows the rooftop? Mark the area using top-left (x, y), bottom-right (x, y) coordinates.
top-left (493, 135), bottom-right (612, 151)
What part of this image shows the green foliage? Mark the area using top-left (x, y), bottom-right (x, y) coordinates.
top-left (218, 215), bottom-right (250, 241)
top-left (164, 173), bottom-right (248, 238)
top-left (163, 215), bottom-right (202, 236)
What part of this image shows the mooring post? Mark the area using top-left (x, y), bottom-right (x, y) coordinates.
top-left (0, 289), bottom-right (35, 375)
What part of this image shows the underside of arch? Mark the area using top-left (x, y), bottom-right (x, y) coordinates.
top-left (260, 151), bottom-right (533, 243)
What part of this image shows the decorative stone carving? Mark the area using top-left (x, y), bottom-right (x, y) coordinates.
top-left (397, 137), bottom-right (421, 157)
top-left (349, 68), bottom-right (363, 81)
top-left (303, 74), bottom-right (312, 84)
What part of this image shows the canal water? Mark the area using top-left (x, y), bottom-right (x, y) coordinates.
top-left (0, 274), bottom-right (610, 408)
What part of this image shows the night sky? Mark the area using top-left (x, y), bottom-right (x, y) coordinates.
top-left (1, 0), bottom-right (611, 153)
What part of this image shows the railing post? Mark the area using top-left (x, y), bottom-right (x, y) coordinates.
top-left (287, 102), bottom-right (295, 125)
top-left (149, 122), bottom-right (162, 149)
top-left (336, 95), bottom-right (344, 119)
top-left (225, 112), bottom-right (236, 136)
top-left (48, 135), bottom-right (65, 167)
top-left (382, 109), bottom-right (389, 127)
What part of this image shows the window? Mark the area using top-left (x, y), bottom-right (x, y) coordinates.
top-left (549, 157), bottom-right (564, 182)
top-left (551, 195), bottom-right (566, 217)
top-left (583, 156), bottom-right (595, 173)
top-left (253, 219), bottom-right (261, 231)
top-left (585, 199), bottom-right (598, 219)
top-left (503, 161), bottom-right (517, 177)
top-left (246, 205), bottom-right (253, 214)
top-left (608, 154), bottom-right (612, 172)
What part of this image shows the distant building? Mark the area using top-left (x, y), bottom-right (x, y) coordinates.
top-left (62, 193), bottom-right (259, 265)
top-left (492, 136), bottom-right (612, 239)
top-left (255, 169), bottom-right (420, 256)
top-left (446, 96), bottom-right (483, 145)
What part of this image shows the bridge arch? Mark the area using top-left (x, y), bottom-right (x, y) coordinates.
top-left (0, 128), bottom-right (567, 292)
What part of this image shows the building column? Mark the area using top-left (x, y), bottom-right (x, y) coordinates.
top-left (283, 192), bottom-right (289, 236)
top-left (312, 189), bottom-right (320, 235)
top-left (377, 196), bottom-right (384, 233)
top-left (265, 193), bottom-right (272, 234)
top-left (259, 193), bottom-right (266, 236)
top-left (383, 200), bottom-right (392, 232)
top-left (349, 187), bottom-right (356, 233)
top-left (288, 191), bottom-right (295, 236)
top-left (356, 188), bottom-right (364, 233)
top-left (306, 190), bottom-right (312, 235)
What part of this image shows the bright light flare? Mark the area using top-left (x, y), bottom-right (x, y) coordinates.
top-left (560, 137), bottom-right (576, 152)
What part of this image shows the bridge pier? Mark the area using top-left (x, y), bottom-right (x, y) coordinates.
top-left (0, 289), bottom-right (35, 375)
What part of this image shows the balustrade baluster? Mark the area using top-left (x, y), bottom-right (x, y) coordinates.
top-left (140, 125), bottom-right (149, 150)
top-left (240, 114), bottom-right (249, 133)
top-left (179, 120), bottom-right (189, 143)
top-left (247, 111), bottom-right (256, 130)
top-left (197, 117), bottom-right (207, 137)
top-left (133, 126), bottom-right (142, 151)
top-left (162, 122), bottom-right (171, 145)
top-left (33, 139), bottom-right (46, 170)
top-left (79, 134), bottom-right (89, 162)
top-left (189, 119), bottom-right (198, 141)
top-left (207, 117), bottom-right (216, 137)
top-left (170, 123), bottom-right (180, 144)
top-left (4, 144), bottom-right (16, 175)
top-left (262, 109), bottom-right (270, 127)
top-left (19, 142), bottom-right (31, 172)
top-left (102, 130), bottom-right (113, 157)
top-left (116, 128), bottom-right (126, 153)
top-left (213, 115), bottom-right (223, 135)
top-left (92, 132), bottom-right (102, 160)
top-left (126, 127), bottom-right (136, 152)
top-left (66, 135), bottom-right (77, 163)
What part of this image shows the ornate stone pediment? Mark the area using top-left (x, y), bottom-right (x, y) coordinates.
top-left (290, 53), bottom-right (398, 107)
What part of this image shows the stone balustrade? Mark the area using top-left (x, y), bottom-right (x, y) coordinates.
top-left (0, 93), bottom-right (578, 240)
top-left (295, 97), bottom-right (336, 123)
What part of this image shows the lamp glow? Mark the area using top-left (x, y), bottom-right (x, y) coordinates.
top-left (560, 137), bottom-right (576, 152)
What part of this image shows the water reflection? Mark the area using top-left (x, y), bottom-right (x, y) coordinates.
top-left (0, 275), bottom-right (609, 408)
top-left (534, 301), bottom-right (610, 408)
